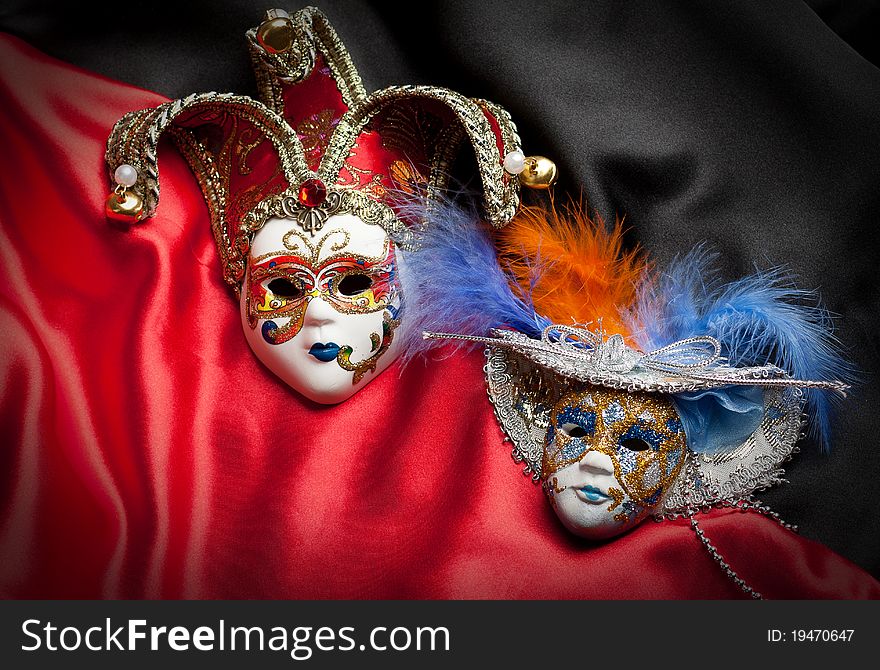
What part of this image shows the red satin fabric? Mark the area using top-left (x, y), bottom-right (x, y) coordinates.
top-left (0, 35), bottom-right (877, 599)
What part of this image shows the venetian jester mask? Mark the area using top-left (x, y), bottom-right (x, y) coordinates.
top-left (104, 7), bottom-right (529, 403)
top-left (242, 215), bottom-right (402, 402)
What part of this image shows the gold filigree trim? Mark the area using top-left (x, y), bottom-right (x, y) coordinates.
top-left (246, 6), bottom-right (367, 114)
top-left (241, 187), bottom-right (415, 250)
top-left (106, 92), bottom-right (312, 219)
top-left (319, 85), bottom-right (520, 227)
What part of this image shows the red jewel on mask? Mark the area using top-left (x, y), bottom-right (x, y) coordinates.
top-left (298, 178), bottom-right (327, 208)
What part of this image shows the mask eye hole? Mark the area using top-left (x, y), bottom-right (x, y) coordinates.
top-left (560, 423), bottom-right (589, 439)
top-left (338, 273), bottom-right (373, 296)
top-left (267, 278), bottom-right (303, 299)
top-left (620, 437), bottom-right (651, 452)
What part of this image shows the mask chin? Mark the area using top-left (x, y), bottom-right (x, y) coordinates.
top-left (544, 460), bottom-right (651, 540)
top-left (553, 491), bottom-right (648, 540)
top-left (240, 298), bottom-right (403, 404)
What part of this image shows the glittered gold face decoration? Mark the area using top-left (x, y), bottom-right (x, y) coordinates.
top-left (542, 387), bottom-right (687, 539)
top-left (245, 229), bottom-right (400, 344)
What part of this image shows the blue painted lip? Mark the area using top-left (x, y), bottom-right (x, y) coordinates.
top-left (308, 342), bottom-right (340, 362)
top-left (576, 485), bottom-right (611, 503)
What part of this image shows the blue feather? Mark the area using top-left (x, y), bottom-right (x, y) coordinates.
top-left (395, 198), bottom-right (547, 362)
top-left (626, 247), bottom-right (852, 451)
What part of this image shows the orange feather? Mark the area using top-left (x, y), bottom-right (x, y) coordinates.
top-left (494, 202), bottom-right (649, 340)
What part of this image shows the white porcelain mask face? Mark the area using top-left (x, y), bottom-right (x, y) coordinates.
top-left (241, 214), bottom-right (403, 404)
top-left (542, 387), bottom-right (687, 539)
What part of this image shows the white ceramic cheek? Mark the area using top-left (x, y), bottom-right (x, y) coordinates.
top-left (240, 214), bottom-right (404, 404)
top-left (546, 449), bottom-right (653, 540)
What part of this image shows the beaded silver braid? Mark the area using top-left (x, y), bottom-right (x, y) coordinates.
top-left (688, 513), bottom-right (763, 599)
top-left (681, 498), bottom-right (798, 599)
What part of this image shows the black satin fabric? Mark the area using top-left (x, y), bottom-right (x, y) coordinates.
top-left (2, 0), bottom-right (878, 577)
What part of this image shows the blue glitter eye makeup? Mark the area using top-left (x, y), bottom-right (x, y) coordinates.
top-left (547, 405), bottom-right (598, 466)
top-left (543, 388), bottom-right (689, 509)
top-left (562, 424), bottom-right (589, 438)
top-left (616, 423), bottom-right (666, 477)
top-left (617, 424), bottom-right (664, 452)
top-left (619, 437), bottom-right (650, 452)
top-left (557, 406), bottom-right (596, 438)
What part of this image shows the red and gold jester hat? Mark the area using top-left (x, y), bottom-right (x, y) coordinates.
top-left (105, 6), bottom-right (545, 289)
top-left (103, 6), bottom-right (554, 403)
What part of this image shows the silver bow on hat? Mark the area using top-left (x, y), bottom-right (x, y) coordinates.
top-left (424, 323), bottom-right (849, 396)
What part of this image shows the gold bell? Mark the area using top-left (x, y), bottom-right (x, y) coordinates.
top-left (518, 156), bottom-right (558, 189)
top-left (105, 189), bottom-right (144, 222)
top-left (256, 9), bottom-right (294, 54)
